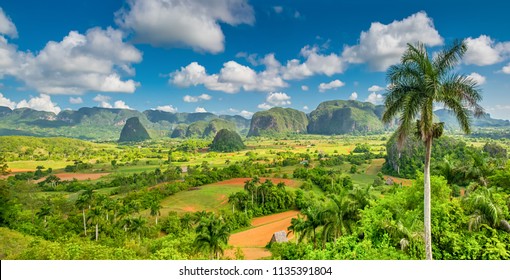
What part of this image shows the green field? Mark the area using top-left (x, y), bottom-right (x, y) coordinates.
top-left (159, 183), bottom-right (243, 215)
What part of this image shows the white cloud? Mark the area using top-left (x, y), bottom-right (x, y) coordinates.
top-left (113, 100), bottom-right (131, 109)
top-left (349, 92), bottom-right (358, 100)
top-left (258, 92), bottom-right (291, 109)
top-left (155, 105), bottom-right (178, 113)
top-left (69, 97), bottom-right (83, 104)
top-left (257, 103), bottom-right (272, 110)
top-left (1, 27), bottom-right (142, 95)
top-left (0, 92), bottom-right (16, 108)
top-left (239, 110), bottom-right (253, 118)
top-left (366, 92), bottom-right (384, 105)
top-left (219, 61), bottom-right (257, 84)
top-left (170, 56), bottom-right (287, 93)
top-left (301, 85), bottom-right (309, 91)
top-left (466, 72), bottom-right (486, 85)
top-left (342, 12), bottom-right (443, 71)
top-left (0, 8), bottom-right (18, 38)
top-left (318, 79), bottom-right (345, 92)
top-left (303, 105), bottom-right (309, 110)
top-left (115, 0), bottom-right (254, 54)
top-left (486, 105), bottom-right (510, 120)
top-left (273, 6), bottom-right (283, 14)
top-left (368, 85), bottom-right (385, 92)
top-left (16, 94), bottom-right (61, 114)
top-left (93, 94), bottom-right (111, 102)
top-left (502, 63), bottom-right (510, 74)
top-left (195, 106), bottom-right (207, 113)
top-left (282, 45), bottom-right (345, 80)
top-left (183, 93), bottom-right (212, 102)
top-left (464, 35), bottom-right (510, 66)
top-left (93, 94), bottom-right (112, 108)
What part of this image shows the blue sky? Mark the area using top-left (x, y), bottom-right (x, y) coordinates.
top-left (0, 0), bottom-right (509, 119)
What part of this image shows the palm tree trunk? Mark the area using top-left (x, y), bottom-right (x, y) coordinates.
top-left (82, 208), bottom-right (87, 236)
top-left (95, 223), bottom-right (98, 241)
top-left (156, 215), bottom-right (158, 225)
top-left (424, 137), bottom-right (433, 260)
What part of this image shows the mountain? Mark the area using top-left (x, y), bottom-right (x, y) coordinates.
top-left (248, 107), bottom-right (308, 137)
top-left (434, 109), bottom-right (510, 129)
top-left (118, 117), bottom-right (151, 142)
top-left (0, 106), bottom-right (249, 141)
top-left (209, 129), bottom-right (246, 152)
top-left (307, 100), bottom-right (385, 135)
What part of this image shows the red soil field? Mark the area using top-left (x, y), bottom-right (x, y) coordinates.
top-left (227, 210), bottom-right (299, 260)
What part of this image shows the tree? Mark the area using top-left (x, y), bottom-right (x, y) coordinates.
top-left (87, 207), bottom-right (103, 241)
top-left (75, 190), bottom-right (94, 236)
top-left (382, 40), bottom-right (484, 259)
top-left (149, 200), bottom-right (162, 225)
top-left (194, 214), bottom-right (231, 259)
top-left (0, 155), bottom-right (9, 175)
top-left (465, 188), bottom-right (510, 233)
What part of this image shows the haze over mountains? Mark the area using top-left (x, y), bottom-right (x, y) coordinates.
top-left (0, 100), bottom-right (508, 141)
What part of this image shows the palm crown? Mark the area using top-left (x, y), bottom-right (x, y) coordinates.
top-left (383, 40), bottom-right (484, 146)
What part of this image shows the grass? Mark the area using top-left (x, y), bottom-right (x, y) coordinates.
top-left (8, 160), bottom-right (71, 171)
top-left (159, 183), bottom-right (244, 215)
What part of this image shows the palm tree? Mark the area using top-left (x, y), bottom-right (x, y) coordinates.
top-left (149, 200), bottom-right (162, 225)
top-left (298, 207), bottom-right (323, 249)
top-left (382, 40), bottom-right (484, 259)
top-left (87, 207), bottom-right (102, 241)
top-left (287, 214), bottom-right (305, 244)
top-left (194, 215), bottom-right (231, 259)
top-left (465, 188), bottom-right (510, 233)
top-left (75, 192), bottom-right (94, 236)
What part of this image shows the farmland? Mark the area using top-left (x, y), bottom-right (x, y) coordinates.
top-left (1, 133), bottom-right (509, 260)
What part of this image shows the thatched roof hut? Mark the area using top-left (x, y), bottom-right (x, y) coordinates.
top-left (270, 230), bottom-right (288, 243)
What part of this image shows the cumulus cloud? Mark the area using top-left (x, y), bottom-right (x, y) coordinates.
top-left (301, 85), bottom-right (309, 91)
top-left (115, 0), bottom-right (254, 53)
top-left (183, 93), bottom-right (212, 102)
top-left (239, 110), bottom-right (253, 118)
top-left (303, 105), bottom-right (309, 110)
top-left (258, 92), bottom-right (291, 109)
top-left (466, 72), bottom-right (486, 85)
top-left (0, 8), bottom-right (18, 38)
top-left (282, 45), bottom-right (345, 80)
top-left (0, 92), bottom-right (16, 108)
top-left (0, 25), bottom-right (142, 94)
top-left (113, 100), bottom-right (131, 109)
top-left (366, 92), bottom-right (384, 105)
top-left (16, 94), bottom-right (61, 114)
top-left (342, 12), bottom-right (443, 71)
top-left (368, 85), bottom-right (385, 92)
top-left (464, 35), bottom-right (510, 66)
top-left (502, 63), bottom-right (510, 74)
top-left (349, 92), bottom-right (358, 100)
top-left (155, 105), bottom-right (178, 113)
top-left (195, 106), bottom-right (207, 113)
top-left (170, 55), bottom-right (287, 93)
top-left (69, 97), bottom-right (83, 104)
top-left (318, 79), bottom-right (345, 92)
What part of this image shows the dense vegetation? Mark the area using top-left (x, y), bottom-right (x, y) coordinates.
top-left (118, 117), bottom-right (151, 142)
top-left (209, 129), bottom-right (246, 152)
top-left (248, 107), bottom-right (308, 136)
top-left (307, 100), bottom-right (385, 135)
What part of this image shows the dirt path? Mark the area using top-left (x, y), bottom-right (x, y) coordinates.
top-left (227, 210), bottom-right (299, 260)
top-left (384, 175), bottom-right (413, 186)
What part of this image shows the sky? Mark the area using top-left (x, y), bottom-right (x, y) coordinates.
top-left (0, 0), bottom-right (509, 120)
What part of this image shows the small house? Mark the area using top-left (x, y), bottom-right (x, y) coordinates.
top-left (270, 230), bottom-right (288, 243)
